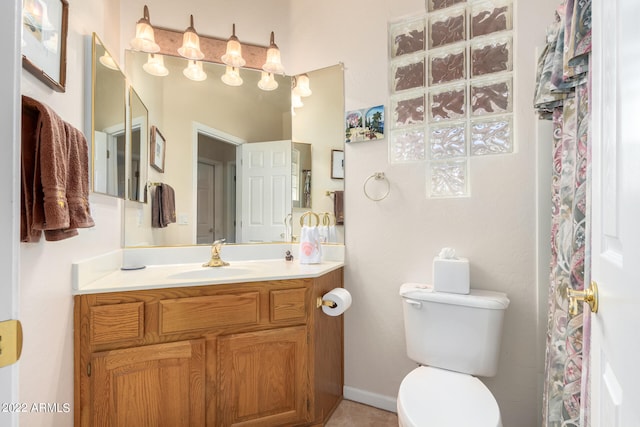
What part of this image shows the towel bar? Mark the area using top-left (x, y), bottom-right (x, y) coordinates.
top-left (363, 172), bottom-right (390, 201)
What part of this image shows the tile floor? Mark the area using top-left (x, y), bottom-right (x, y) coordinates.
top-left (326, 399), bottom-right (398, 427)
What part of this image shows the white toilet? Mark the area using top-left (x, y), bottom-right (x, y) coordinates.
top-left (397, 283), bottom-right (510, 427)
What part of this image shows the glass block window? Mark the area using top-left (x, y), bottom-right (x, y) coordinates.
top-left (388, 0), bottom-right (514, 198)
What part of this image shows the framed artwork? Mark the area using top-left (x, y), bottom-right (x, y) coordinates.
top-left (331, 149), bottom-right (344, 179)
top-left (345, 105), bottom-right (385, 143)
top-left (150, 126), bottom-right (166, 172)
top-left (22, 0), bottom-right (69, 92)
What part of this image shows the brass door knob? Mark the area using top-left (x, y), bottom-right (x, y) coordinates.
top-left (567, 281), bottom-right (599, 316)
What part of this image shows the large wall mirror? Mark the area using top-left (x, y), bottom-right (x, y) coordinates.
top-left (123, 50), bottom-right (344, 247)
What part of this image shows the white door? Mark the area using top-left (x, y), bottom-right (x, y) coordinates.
top-left (1, 0), bottom-right (21, 425)
top-left (197, 162), bottom-right (215, 244)
top-left (590, 0), bottom-right (640, 425)
top-left (238, 140), bottom-right (291, 243)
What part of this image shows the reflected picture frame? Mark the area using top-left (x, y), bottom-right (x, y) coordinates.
top-left (22, 0), bottom-right (69, 92)
top-left (331, 149), bottom-right (344, 179)
top-left (150, 126), bottom-right (166, 173)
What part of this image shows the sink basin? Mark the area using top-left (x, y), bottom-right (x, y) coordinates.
top-left (168, 267), bottom-right (254, 280)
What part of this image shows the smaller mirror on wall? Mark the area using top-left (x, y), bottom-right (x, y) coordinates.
top-left (90, 33), bottom-right (127, 199)
top-left (128, 87), bottom-right (148, 202)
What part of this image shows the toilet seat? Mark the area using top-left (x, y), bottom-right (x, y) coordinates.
top-left (397, 366), bottom-right (502, 427)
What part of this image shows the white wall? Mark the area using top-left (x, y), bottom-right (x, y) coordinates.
top-left (287, 1), bottom-right (558, 426)
top-left (19, 0), bottom-right (122, 425)
top-left (16, 0), bottom-right (559, 426)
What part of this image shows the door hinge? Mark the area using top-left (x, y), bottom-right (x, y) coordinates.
top-left (0, 320), bottom-right (23, 368)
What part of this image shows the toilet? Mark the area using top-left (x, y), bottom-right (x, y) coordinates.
top-left (397, 283), bottom-right (510, 427)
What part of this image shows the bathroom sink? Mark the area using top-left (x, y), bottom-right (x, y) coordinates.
top-left (168, 267), bottom-right (254, 280)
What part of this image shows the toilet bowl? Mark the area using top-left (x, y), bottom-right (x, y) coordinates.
top-left (397, 366), bottom-right (502, 427)
top-left (398, 283), bottom-right (509, 427)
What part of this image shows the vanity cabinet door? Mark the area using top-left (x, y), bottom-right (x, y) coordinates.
top-left (217, 326), bottom-right (311, 426)
top-left (90, 339), bottom-right (205, 427)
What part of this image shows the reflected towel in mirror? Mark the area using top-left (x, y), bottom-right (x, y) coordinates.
top-left (151, 183), bottom-right (176, 228)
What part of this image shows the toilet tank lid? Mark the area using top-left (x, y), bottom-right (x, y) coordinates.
top-left (400, 283), bottom-right (510, 309)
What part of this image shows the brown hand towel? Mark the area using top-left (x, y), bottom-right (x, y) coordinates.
top-left (160, 184), bottom-right (176, 227)
top-left (334, 190), bottom-right (344, 225)
top-left (21, 96), bottom-right (95, 242)
top-left (151, 184), bottom-right (176, 228)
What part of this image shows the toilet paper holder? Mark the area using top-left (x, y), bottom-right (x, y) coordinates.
top-left (316, 297), bottom-right (337, 309)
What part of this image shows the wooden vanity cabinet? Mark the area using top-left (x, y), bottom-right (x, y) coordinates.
top-left (74, 268), bottom-right (344, 427)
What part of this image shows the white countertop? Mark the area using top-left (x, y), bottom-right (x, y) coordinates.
top-left (73, 259), bottom-right (344, 295)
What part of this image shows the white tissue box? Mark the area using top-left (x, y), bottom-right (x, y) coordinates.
top-left (433, 257), bottom-right (470, 294)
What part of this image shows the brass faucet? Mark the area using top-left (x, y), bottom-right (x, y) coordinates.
top-left (203, 239), bottom-right (230, 267)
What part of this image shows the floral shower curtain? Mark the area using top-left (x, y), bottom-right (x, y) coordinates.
top-left (534, 1), bottom-right (592, 426)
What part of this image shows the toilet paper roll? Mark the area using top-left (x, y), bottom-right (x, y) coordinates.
top-left (321, 288), bottom-right (352, 316)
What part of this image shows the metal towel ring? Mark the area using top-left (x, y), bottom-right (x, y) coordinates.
top-left (363, 172), bottom-right (390, 201)
top-left (300, 211), bottom-right (320, 227)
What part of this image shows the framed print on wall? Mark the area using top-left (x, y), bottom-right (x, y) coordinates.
top-left (331, 149), bottom-right (344, 179)
top-left (150, 126), bottom-right (166, 173)
top-left (22, 0), bottom-right (69, 92)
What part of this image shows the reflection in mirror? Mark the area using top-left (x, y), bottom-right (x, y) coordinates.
top-left (123, 50), bottom-right (344, 247)
top-left (91, 33), bottom-right (126, 199)
top-left (128, 87), bottom-right (148, 202)
top-left (292, 142), bottom-right (312, 209)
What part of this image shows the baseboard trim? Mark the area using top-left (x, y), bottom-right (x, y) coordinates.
top-left (343, 386), bottom-right (397, 413)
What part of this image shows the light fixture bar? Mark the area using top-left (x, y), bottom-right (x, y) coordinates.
top-left (152, 27), bottom-right (271, 71)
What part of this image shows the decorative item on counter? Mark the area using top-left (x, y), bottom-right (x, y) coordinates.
top-left (432, 247), bottom-right (470, 294)
top-left (285, 250), bottom-right (294, 261)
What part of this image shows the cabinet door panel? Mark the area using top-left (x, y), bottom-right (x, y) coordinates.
top-left (91, 340), bottom-right (205, 427)
top-left (218, 326), bottom-right (310, 426)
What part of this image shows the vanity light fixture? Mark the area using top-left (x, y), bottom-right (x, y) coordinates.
top-left (130, 5), bottom-right (160, 53)
top-left (221, 66), bottom-right (243, 86)
top-left (292, 93), bottom-right (304, 109)
top-left (221, 24), bottom-right (246, 68)
top-left (293, 74), bottom-right (312, 97)
top-left (98, 51), bottom-right (119, 70)
top-left (143, 53), bottom-right (169, 77)
top-left (183, 60), bottom-right (207, 81)
top-left (177, 15), bottom-right (205, 60)
top-left (262, 31), bottom-right (285, 75)
top-left (258, 71), bottom-right (278, 91)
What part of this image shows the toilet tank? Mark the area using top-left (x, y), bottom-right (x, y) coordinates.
top-left (400, 283), bottom-right (510, 377)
